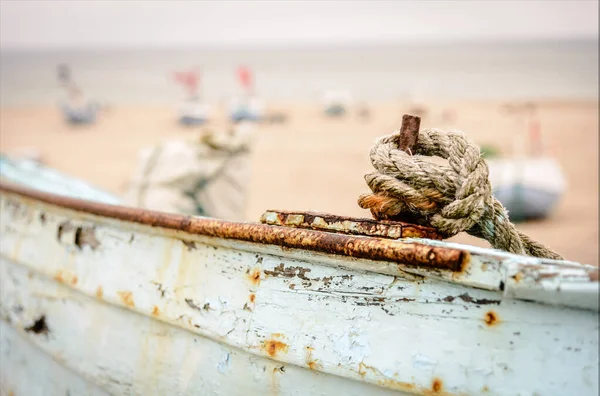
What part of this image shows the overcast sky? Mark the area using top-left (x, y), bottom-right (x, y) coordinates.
top-left (1, 0), bottom-right (598, 49)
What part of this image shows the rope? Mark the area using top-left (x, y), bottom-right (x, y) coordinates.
top-left (358, 126), bottom-right (563, 260)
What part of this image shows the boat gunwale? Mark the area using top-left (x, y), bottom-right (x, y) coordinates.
top-left (0, 182), bottom-right (467, 271)
top-left (2, 181), bottom-right (599, 312)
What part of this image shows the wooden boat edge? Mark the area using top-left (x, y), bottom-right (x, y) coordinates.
top-left (1, 181), bottom-right (598, 312)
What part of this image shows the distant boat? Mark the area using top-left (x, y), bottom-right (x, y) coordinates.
top-left (322, 90), bottom-right (352, 117)
top-left (229, 66), bottom-right (263, 122)
top-left (178, 98), bottom-right (211, 126)
top-left (56, 64), bottom-right (99, 125)
top-left (174, 69), bottom-right (210, 126)
top-left (60, 97), bottom-right (99, 125)
top-left (228, 95), bottom-right (264, 123)
top-left (488, 157), bottom-right (566, 221)
top-left (488, 116), bottom-right (566, 221)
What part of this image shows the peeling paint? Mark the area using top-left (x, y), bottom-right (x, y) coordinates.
top-left (217, 352), bottom-right (231, 373)
top-left (412, 354), bottom-right (437, 369)
top-left (181, 240), bottom-right (197, 251)
top-left (264, 263), bottom-right (311, 281)
top-left (24, 315), bottom-right (49, 335)
top-left (74, 227), bottom-right (100, 250)
top-left (439, 293), bottom-right (500, 306)
top-left (331, 328), bottom-right (371, 365)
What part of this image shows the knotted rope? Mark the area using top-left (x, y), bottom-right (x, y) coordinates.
top-left (358, 115), bottom-right (563, 260)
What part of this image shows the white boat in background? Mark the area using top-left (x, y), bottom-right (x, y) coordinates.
top-left (173, 69), bottom-right (211, 126)
top-left (0, 156), bottom-right (597, 395)
top-left (488, 157), bottom-right (566, 220)
top-left (228, 95), bottom-right (264, 122)
top-left (56, 64), bottom-right (99, 125)
top-left (229, 66), bottom-right (264, 123)
top-left (321, 90), bottom-right (353, 117)
top-left (59, 89), bottom-right (100, 125)
top-left (178, 99), bottom-right (211, 126)
top-left (488, 116), bottom-right (566, 221)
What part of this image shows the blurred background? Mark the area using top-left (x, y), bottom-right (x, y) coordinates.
top-left (0, 0), bottom-right (598, 264)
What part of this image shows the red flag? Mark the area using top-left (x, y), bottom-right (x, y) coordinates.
top-left (237, 66), bottom-right (253, 90)
top-left (174, 70), bottom-right (201, 96)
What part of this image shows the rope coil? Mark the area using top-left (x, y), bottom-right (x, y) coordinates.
top-left (358, 115), bottom-right (563, 260)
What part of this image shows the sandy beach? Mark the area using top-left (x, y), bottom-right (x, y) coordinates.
top-left (0, 100), bottom-right (597, 265)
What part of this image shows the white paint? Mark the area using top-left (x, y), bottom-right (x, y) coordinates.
top-left (412, 354), bottom-right (437, 369)
top-left (330, 327), bottom-right (372, 365)
top-left (217, 351), bottom-right (232, 373)
top-left (0, 191), bottom-right (598, 395)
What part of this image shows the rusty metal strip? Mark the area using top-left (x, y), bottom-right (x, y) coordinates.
top-left (260, 210), bottom-right (443, 240)
top-left (0, 182), bottom-right (467, 271)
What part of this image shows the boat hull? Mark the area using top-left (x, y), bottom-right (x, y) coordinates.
top-left (494, 184), bottom-right (561, 220)
top-left (0, 188), bottom-right (598, 395)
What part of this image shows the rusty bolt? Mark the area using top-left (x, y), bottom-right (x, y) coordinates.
top-left (397, 114), bottom-right (421, 154)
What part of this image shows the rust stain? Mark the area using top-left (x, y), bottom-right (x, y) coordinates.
top-left (117, 291), bottom-right (135, 308)
top-left (28, 271), bottom-right (33, 279)
top-left (358, 363), bottom-right (366, 377)
top-left (482, 385), bottom-right (490, 392)
top-left (377, 378), bottom-right (416, 392)
top-left (484, 311), bottom-right (499, 326)
top-left (152, 306), bottom-right (160, 316)
top-left (247, 268), bottom-right (261, 285)
top-left (263, 339), bottom-right (288, 357)
top-left (305, 346), bottom-right (320, 370)
top-left (359, 361), bottom-right (451, 395)
top-left (261, 209), bottom-right (442, 240)
top-left (1, 183), bottom-right (469, 271)
top-left (8, 391), bottom-right (14, 396)
top-left (512, 272), bottom-right (524, 282)
top-left (53, 270), bottom-right (77, 285)
top-left (96, 286), bottom-right (103, 299)
top-left (249, 293), bottom-right (256, 303)
top-left (54, 272), bottom-right (64, 283)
